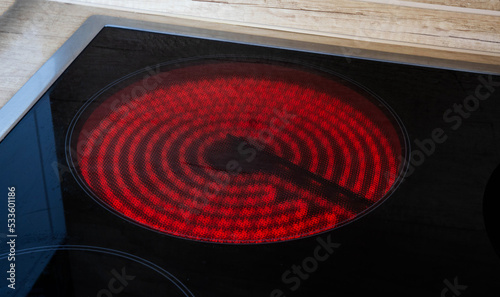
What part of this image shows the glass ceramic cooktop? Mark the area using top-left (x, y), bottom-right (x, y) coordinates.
top-left (1, 16), bottom-right (500, 297)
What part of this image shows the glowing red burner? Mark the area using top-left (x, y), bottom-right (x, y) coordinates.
top-left (73, 61), bottom-right (406, 243)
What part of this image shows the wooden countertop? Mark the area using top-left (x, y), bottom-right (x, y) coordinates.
top-left (0, 0), bottom-right (499, 109)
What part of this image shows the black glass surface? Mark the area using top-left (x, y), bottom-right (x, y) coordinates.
top-left (1, 27), bottom-right (500, 297)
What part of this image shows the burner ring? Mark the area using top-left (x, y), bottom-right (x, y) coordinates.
top-left (68, 59), bottom-right (408, 244)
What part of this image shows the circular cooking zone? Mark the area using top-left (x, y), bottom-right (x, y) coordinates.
top-left (70, 60), bottom-right (408, 244)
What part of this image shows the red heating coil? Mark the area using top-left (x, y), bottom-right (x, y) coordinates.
top-left (75, 61), bottom-right (405, 243)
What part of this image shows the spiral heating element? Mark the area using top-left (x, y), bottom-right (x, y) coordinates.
top-left (73, 61), bottom-right (406, 243)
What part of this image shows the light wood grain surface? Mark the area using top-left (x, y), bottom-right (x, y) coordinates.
top-left (0, 0), bottom-right (14, 13)
top-left (196, 0), bottom-right (500, 12)
top-left (0, 0), bottom-right (499, 109)
top-left (401, 0), bottom-right (500, 10)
